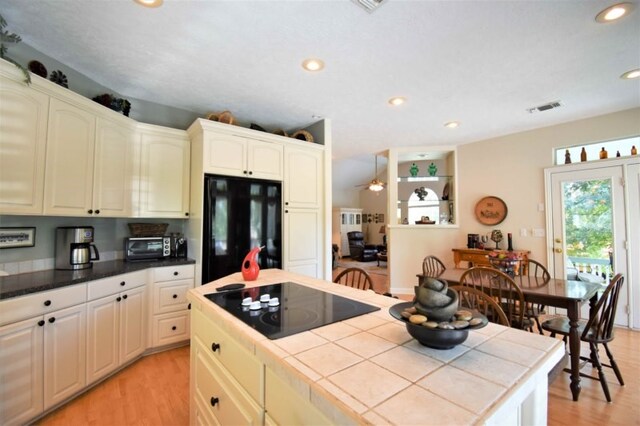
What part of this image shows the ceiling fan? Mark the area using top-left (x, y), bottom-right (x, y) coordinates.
top-left (355, 155), bottom-right (386, 192)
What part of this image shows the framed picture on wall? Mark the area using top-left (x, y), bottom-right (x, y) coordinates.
top-left (0, 227), bottom-right (36, 249)
top-left (376, 213), bottom-right (385, 223)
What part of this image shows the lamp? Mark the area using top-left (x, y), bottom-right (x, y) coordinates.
top-left (379, 225), bottom-right (387, 246)
top-left (379, 225), bottom-right (386, 234)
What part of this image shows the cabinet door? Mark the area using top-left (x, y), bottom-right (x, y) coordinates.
top-left (203, 133), bottom-right (247, 177)
top-left (246, 139), bottom-right (283, 180)
top-left (44, 98), bottom-right (96, 216)
top-left (0, 317), bottom-right (44, 425)
top-left (0, 78), bottom-right (49, 214)
top-left (139, 130), bottom-right (190, 218)
top-left (284, 146), bottom-right (322, 208)
top-left (120, 286), bottom-right (146, 364)
top-left (86, 296), bottom-right (119, 385)
top-left (283, 208), bottom-right (321, 278)
top-left (43, 304), bottom-right (86, 409)
top-left (93, 117), bottom-right (137, 217)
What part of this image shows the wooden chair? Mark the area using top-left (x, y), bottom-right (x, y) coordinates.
top-left (514, 259), bottom-right (551, 334)
top-left (459, 266), bottom-right (526, 330)
top-left (451, 285), bottom-right (510, 326)
top-left (541, 274), bottom-right (625, 402)
top-left (333, 267), bottom-right (373, 291)
top-left (422, 255), bottom-right (446, 278)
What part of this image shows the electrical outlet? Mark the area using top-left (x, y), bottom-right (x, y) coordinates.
top-left (520, 228), bottom-right (528, 237)
top-left (533, 228), bottom-right (545, 238)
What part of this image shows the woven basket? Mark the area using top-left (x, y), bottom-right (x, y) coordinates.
top-left (128, 223), bottom-right (169, 237)
top-left (291, 130), bottom-right (314, 143)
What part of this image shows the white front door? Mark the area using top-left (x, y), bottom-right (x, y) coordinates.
top-left (627, 163), bottom-right (640, 329)
top-left (547, 165), bottom-right (629, 326)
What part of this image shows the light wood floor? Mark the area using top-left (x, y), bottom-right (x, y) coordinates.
top-left (38, 330), bottom-right (638, 426)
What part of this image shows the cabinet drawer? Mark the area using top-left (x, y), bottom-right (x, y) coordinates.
top-left (152, 311), bottom-right (189, 347)
top-left (0, 284), bottom-right (87, 326)
top-left (153, 279), bottom-right (192, 314)
top-left (192, 308), bottom-right (263, 404)
top-left (87, 271), bottom-right (146, 301)
top-left (154, 264), bottom-right (194, 282)
top-left (192, 336), bottom-right (261, 426)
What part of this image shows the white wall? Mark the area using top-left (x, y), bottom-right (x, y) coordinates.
top-left (389, 107), bottom-right (640, 294)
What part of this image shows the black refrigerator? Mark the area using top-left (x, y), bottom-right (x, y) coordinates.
top-left (202, 174), bottom-right (282, 284)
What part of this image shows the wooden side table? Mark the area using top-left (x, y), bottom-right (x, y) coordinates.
top-left (452, 248), bottom-right (530, 271)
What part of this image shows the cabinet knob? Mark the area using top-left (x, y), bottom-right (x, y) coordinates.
top-left (285, 202), bottom-right (289, 206)
top-left (120, 281), bottom-right (126, 286)
top-left (117, 297), bottom-right (122, 302)
top-left (38, 320), bottom-right (45, 327)
top-left (285, 210), bottom-right (289, 213)
top-left (172, 326), bottom-right (177, 331)
top-left (173, 271), bottom-right (179, 276)
top-left (211, 342), bottom-right (220, 352)
top-left (88, 209), bottom-right (93, 214)
top-left (48, 317), bottom-right (55, 324)
top-left (210, 397), bottom-right (219, 407)
top-left (95, 209), bottom-right (100, 214)
top-left (185, 212), bottom-right (189, 217)
top-left (123, 294), bottom-right (128, 300)
top-left (243, 170), bottom-right (248, 174)
top-left (172, 294), bottom-right (178, 299)
top-left (187, 303), bottom-right (191, 310)
top-left (44, 300), bottom-right (51, 306)
top-left (248, 171), bottom-right (253, 175)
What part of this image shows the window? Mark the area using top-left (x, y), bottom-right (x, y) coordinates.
top-left (407, 188), bottom-right (439, 224)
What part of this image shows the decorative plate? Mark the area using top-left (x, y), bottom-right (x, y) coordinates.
top-left (28, 60), bottom-right (47, 78)
top-left (474, 196), bottom-right (508, 225)
top-left (49, 70), bottom-right (68, 88)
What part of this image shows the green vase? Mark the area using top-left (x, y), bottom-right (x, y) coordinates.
top-left (428, 162), bottom-right (437, 176)
top-left (409, 162), bottom-right (419, 177)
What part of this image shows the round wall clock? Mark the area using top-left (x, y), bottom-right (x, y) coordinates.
top-left (474, 196), bottom-right (508, 225)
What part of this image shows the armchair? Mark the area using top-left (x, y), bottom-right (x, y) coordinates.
top-left (347, 231), bottom-right (378, 262)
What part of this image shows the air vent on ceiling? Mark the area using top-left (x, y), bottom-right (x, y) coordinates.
top-left (352, 0), bottom-right (388, 13)
top-left (527, 101), bottom-right (562, 114)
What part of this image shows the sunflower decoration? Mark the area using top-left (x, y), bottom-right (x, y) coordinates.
top-left (49, 70), bottom-right (68, 88)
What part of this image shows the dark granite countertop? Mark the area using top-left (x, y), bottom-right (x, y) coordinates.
top-left (0, 258), bottom-right (196, 300)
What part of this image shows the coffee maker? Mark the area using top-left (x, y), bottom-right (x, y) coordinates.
top-left (55, 226), bottom-right (100, 270)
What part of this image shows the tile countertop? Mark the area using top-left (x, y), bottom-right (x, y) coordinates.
top-left (188, 269), bottom-right (565, 426)
top-left (0, 258), bottom-right (195, 300)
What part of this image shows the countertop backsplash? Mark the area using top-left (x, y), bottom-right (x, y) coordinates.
top-left (0, 250), bottom-right (122, 276)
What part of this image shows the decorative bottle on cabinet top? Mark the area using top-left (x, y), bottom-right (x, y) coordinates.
top-left (580, 147), bottom-right (587, 162)
top-left (564, 149), bottom-right (571, 164)
top-left (599, 147), bottom-right (608, 159)
top-left (632, 145), bottom-right (637, 155)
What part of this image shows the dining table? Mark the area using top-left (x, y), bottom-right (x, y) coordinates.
top-left (417, 268), bottom-right (603, 401)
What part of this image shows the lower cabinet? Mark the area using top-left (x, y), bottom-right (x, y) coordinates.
top-left (150, 265), bottom-right (194, 348)
top-left (86, 285), bottom-right (146, 385)
top-left (0, 303), bottom-right (86, 426)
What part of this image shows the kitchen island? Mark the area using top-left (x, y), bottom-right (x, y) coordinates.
top-left (187, 269), bottom-right (564, 425)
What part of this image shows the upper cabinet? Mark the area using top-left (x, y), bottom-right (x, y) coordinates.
top-left (203, 133), bottom-right (283, 180)
top-left (284, 145), bottom-right (323, 209)
top-left (0, 76), bottom-right (49, 214)
top-left (137, 124), bottom-right (190, 218)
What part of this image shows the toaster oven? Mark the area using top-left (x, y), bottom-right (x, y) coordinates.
top-left (124, 236), bottom-right (171, 261)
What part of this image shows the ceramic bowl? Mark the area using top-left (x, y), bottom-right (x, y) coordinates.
top-left (389, 302), bottom-right (488, 350)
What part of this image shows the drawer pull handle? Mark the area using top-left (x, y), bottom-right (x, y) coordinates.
top-left (172, 294), bottom-right (178, 299)
top-left (172, 326), bottom-right (177, 331)
top-left (38, 320), bottom-right (45, 327)
top-left (173, 271), bottom-right (179, 276)
top-left (44, 300), bottom-right (51, 306)
top-left (211, 343), bottom-right (220, 352)
top-left (210, 397), bottom-right (219, 407)
top-left (188, 303), bottom-right (191, 310)
top-left (117, 297), bottom-right (122, 302)
top-left (48, 317), bottom-right (55, 324)
top-left (123, 294), bottom-right (128, 299)
top-left (120, 281), bottom-right (126, 286)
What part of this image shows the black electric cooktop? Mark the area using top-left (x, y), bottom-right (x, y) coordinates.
top-left (204, 282), bottom-right (380, 339)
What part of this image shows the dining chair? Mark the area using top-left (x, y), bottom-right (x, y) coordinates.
top-left (541, 274), bottom-right (625, 403)
top-left (333, 267), bottom-right (373, 291)
top-left (451, 285), bottom-right (510, 326)
top-left (422, 255), bottom-right (446, 278)
top-left (459, 266), bottom-right (526, 330)
top-left (514, 259), bottom-right (551, 334)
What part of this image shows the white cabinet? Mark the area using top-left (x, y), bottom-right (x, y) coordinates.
top-left (283, 208), bottom-right (321, 278)
top-left (43, 97), bottom-right (96, 216)
top-left (0, 317), bottom-right (44, 426)
top-left (86, 272), bottom-right (147, 385)
top-left (203, 132), bottom-right (283, 180)
top-left (0, 284), bottom-right (87, 425)
top-left (138, 124), bottom-right (190, 218)
top-left (284, 145), bottom-right (322, 209)
top-left (332, 207), bottom-right (363, 257)
top-left (0, 76), bottom-right (49, 214)
top-left (149, 264), bottom-right (194, 347)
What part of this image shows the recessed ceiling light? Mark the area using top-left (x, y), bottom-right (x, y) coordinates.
top-left (444, 121), bottom-right (460, 129)
top-left (620, 68), bottom-right (640, 79)
top-left (595, 3), bottom-right (634, 23)
top-left (302, 59), bottom-right (325, 72)
top-left (134, 0), bottom-right (163, 7)
top-left (388, 97), bottom-right (406, 106)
